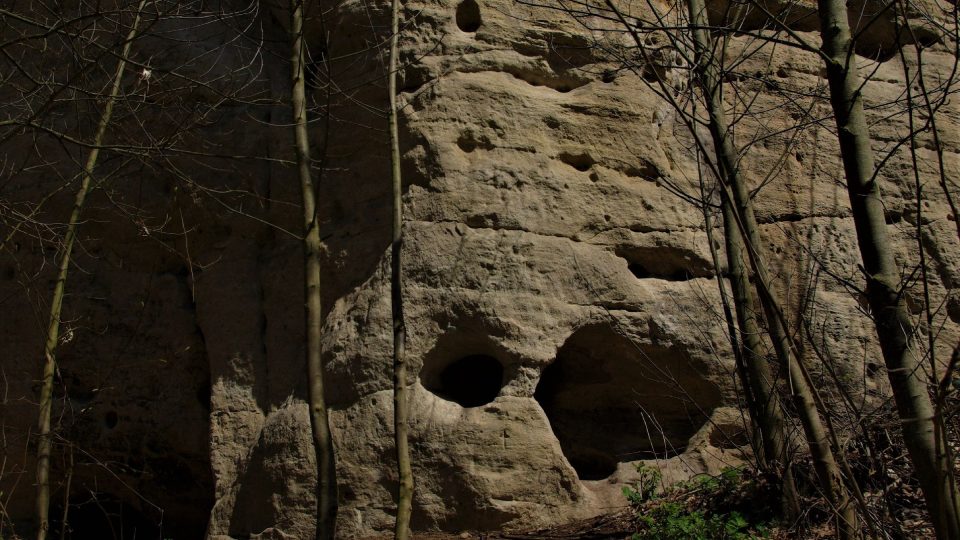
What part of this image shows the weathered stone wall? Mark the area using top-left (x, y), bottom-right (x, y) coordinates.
top-left (1, 0), bottom-right (958, 538)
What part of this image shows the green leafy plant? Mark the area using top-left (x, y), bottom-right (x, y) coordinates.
top-left (635, 504), bottom-right (760, 540)
top-left (622, 463), bottom-right (662, 504)
top-left (686, 466), bottom-right (744, 493)
top-left (626, 466), bottom-right (771, 539)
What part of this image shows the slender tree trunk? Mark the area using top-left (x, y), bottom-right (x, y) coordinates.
top-left (701, 147), bottom-right (799, 518)
top-left (702, 193), bottom-right (763, 461)
top-left (686, 0), bottom-right (856, 535)
top-left (34, 3), bottom-right (147, 538)
top-left (816, 1), bottom-right (960, 537)
top-left (719, 191), bottom-right (800, 518)
top-left (59, 445), bottom-right (73, 540)
top-left (388, 0), bottom-right (414, 536)
top-left (289, 2), bottom-right (338, 538)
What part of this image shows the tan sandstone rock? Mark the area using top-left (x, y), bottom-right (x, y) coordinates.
top-left (1, 0), bottom-right (957, 538)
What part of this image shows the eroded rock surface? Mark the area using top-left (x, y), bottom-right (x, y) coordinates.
top-left (1, 0), bottom-right (958, 538)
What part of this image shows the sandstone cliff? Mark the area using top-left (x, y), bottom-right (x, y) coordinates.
top-left (1, 0), bottom-right (957, 538)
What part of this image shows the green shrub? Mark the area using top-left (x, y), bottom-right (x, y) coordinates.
top-left (634, 503), bottom-right (761, 540)
top-left (625, 465), bottom-right (771, 539)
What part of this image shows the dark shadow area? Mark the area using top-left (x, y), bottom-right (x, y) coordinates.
top-left (52, 493), bottom-right (170, 540)
top-left (706, 0), bottom-right (939, 61)
top-left (456, 0), bottom-right (482, 33)
top-left (423, 354), bottom-right (504, 407)
top-left (627, 263), bottom-right (693, 282)
top-left (535, 325), bottom-right (721, 480)
top-left (558, 152), bottom-right (596, 172)
top-left (616, 245), bottom-right (714, 281)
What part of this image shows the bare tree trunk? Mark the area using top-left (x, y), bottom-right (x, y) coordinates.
top-left (59, 445), bottom-right (73, 540)
top-left (686, 0), bottom-right (856, 535)
top-left (816, 1), bottom-right (960, 537)
top-left (34, 4), bottom-right (147, 538)
top-left (702, 192), bottom-right (763, 460)
top-left (388, 0), bottom-right (414, 536)
top-left (289, 2), bottom-right (338, 538)
top-left (700, 140), bottom-right (798, 518)
top-left (719, 191), bottom-right (800, 518)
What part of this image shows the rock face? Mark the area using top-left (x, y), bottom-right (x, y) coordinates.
top-left (1, 0), bottom-right (958, 538)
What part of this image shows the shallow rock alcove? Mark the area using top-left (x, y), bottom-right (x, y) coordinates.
top-left (616, 245), bottom-right (714, 281)
top-left (535, 325), bottom-right (722, 480)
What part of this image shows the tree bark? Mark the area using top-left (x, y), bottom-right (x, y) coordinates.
top-left (289, 2), bottom-right (338, 538)
top-left (686, 0), bottom-right (856, 535)
top-left (816, 1), bottom-right (960, 536)
top-left (34, 3), bottom-right (147, 538)
top-left (388, 0), bottom-right (414, 536)
top-left (719, 191), bottom-right (800, 518)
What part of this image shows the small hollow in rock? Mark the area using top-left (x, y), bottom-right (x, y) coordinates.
top-left (458, 136), bottom-right (478, 153)
top-left (456, 0), bottom-right (482, 33)
top-left (708, 421), bottom-right (750, 449)
top-left (535, 325), bottom-right (721, 480)
top-left (558, 152), bottom-right (596, 172)
top-left (617, 246), bottom-right (713, 281)
top-left (457, 133), bottom-right (494, 153)
top-left (424, 354), bottom-right (504, 408)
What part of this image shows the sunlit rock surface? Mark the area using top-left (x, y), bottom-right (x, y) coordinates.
top-left (1, 0), bottom-right (957, 537)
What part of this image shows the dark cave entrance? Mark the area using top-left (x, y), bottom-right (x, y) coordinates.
top-left (534, 325), bottom-right (721, 480)
top-left (455, 0), bottom-right (482, 33)
top-left (422, 354), bottom-right (504, 408)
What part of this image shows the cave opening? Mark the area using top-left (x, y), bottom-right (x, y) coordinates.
top-left (456, 0), bottom-right (482, 33)
top-left (423, 354), bottom-right (504, 408)
top-left (535, 325), bottom-right (721, 480)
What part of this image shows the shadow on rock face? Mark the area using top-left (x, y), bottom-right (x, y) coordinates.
top-left (228, 403), bottom-right (316, 539)
top-left (409, 458), bottom-right (515, 532)
top-left (52, 493), bottom-right (165, 540)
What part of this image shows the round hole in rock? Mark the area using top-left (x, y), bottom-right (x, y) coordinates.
top-left (535, 325), bottom-right (721, 480)
top-left (424, 354), bottom-right (504, 407)
top-left (457, 134), bottom-right (478, 153)
top-left (456, 0), bottom-right (482, 33)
